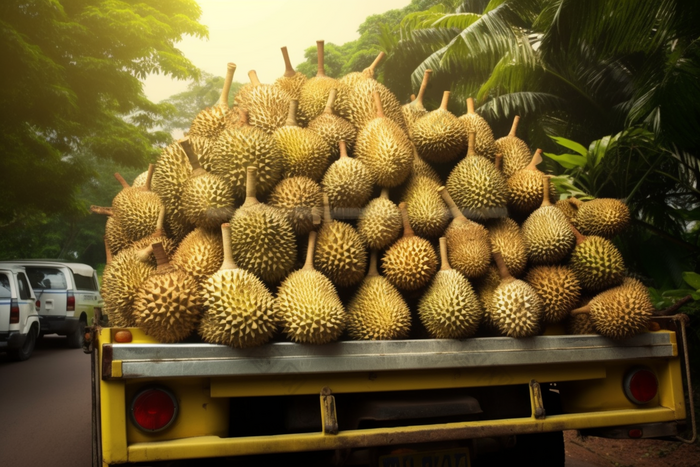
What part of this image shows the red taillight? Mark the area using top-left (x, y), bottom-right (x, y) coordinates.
top-left (131, 388), bottom-right (178, 432)
top-left (10, 299), bottom-right (19, 324)
top-left (629, 428), bottom-right (643, 438)
top-left (67, 291), bottom-right (75, 311)
top-left (624, 367), bottom-right (658, 404)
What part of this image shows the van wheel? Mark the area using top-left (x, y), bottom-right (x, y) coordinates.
top-left (9, 326), bottom-right (37, 361)
top-left (66, 319), bottom-right (86, 349)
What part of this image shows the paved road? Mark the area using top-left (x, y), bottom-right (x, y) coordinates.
top-left (0, 335), bottom-right (91, 467)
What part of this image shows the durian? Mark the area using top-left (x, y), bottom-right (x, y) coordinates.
top-left (484, 217), bottom-right (527, 278)
top-left (357, 188), bottom-right (402, 250)
top-left (495, 116), bottom-right (532, 178)
top-left (131, 170), bottom-right (148, 188)
top-left (459, 98), bottom-right (498, 162)
top-left (199, 223), bottom-right (276, 348)
top-left (91, 206), bottom-right (130, 257)
top-left (402, 174), bottom-right (450, 239)
top-left (307, 88), bottom-right (357, 159)
top-left (277, 231), bottom-right (346, 344)
top-left (409, 148), bottom-right (441, 185)
top-left (507, 149), bottom-right (556, 218)
top-left (568, 225), bottom-right (625, 292)
top-left (171, 227), bottom-right (224, 285)
top-left (525, 265), bottom-right (581, 324)
top-left (347, 250), bottom-right (411, 340)
top-left (474, 265), bottom-right (502, 330)
top-left (189, 63), bottom-right (236, 139)
top-left (411, 91), bottom-right (468, 164)
top-left (338, 51), bottom-right (385, 90)
top-left (342, 73), bottom-right (408, 134)
top-left (239, 70), bottom-right (292, 134)
top-left (418, 237), bottom-right (483, 339)
top-left (129, 205), bottom-right (177, 262)
top-left (274, 46), bottom-right (307, 100)
top-left (381, 202), bottom-right (438, 291)
top-left (402, 69), bottom-right (432, 135)
top-left (268, 176), bottom-right (323, 236)
top-left (321, 140), bottom-right (373, 216)
top-left (573, 198), bottom-right (631, 239)
top-left (555, 197), bottom-right (581, 224)
top-left (101, 244), bottom-right (155, 327)
top-left (112, 166), bottom-right (163, 243)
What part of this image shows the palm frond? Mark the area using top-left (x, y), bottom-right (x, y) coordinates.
top-left (478, 91), bottom-right (565, 120)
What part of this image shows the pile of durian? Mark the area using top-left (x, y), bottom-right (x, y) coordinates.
top-left (95, 42), bottom-right (654, 347)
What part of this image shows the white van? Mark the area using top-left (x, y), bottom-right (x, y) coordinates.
top-left (0, 265), bottom-right (40, 360)
top-left (0, 261), bottom-right (102, 348)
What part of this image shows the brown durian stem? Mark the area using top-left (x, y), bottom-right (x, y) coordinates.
top-left (415, 69), bottom-right (432, 109)
top-left (104, 237), bottom-right (112, 265)
top-left (373, 91), bottom-right (385, 118)
top-left (571, 305), bottom-right (591, 317)
top-left (242, 166), bottom-right (259, 207)
top-left (439, 237), bottom-right (452, 271)
top-left (179, 138), bottom-right (201, 171)
top-left (365, 51), bottom-right (385, 77)
top-left (151, 242), bottom-right (170, 271)
top-left (316, 40), bottom-right (326, 77)
top-left (367, 250), bottom-right (379, 277)
top-left (145, 164), bottom-right (155, 192)
top-left (219, 223), bottom-right (237, 270)
top-left (324, 88), bottom-right (337, 114)
top-left (527, 149), bottom-right (543, 171)
top-left (90, 206), bottom-right (113, 216)
top-left (338, 140), bottom-right (348, 159)
top-left (322, 193), bottom-right (332, 225)
top-left (509, 115), bottom-right (520, 137)
top-left (440, 91), bottom-right (450, 111)
top-left (570, 224), bottom-right (586, 246)
top-left (466, 132), bottom-right (476, 157)
top-left (248, 70), bottom-right (261, 86)
top-left (114, 173), bottom-right (130, 188)
top-left (539, 174), bottom-right (553, 207)
top-left (218, 63), bottom-right (236, 107)
top-left (285, 100), bottom-right (299, 127)
top-left (494, 153), bottom-right (504, 172)
top-left (281, 47), bottom-right (295, 77)
top-left (302, 231), bottom-right (317, 271)
top-left (438, 186), bottom-right (468, 224)
top-left (153, 205), bottom-right (165, 237)
top-left (398, 202), bottom-right (414, 238)
top-left (493, 251), bottom-right (514, 282)
top-left (380, 188), bottom-right (389, 200)
top-left (467, 97), bottom-right (475, 114)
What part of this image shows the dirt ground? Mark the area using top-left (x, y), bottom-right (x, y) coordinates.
top-left (564, 430), bottom-right (700, 466)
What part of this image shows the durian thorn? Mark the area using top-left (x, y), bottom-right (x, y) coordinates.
top-left (365, 51), bottom-right (385, 77)
top-left (438, 186), bottom-right (468, 223)
top-left (285, 100), bottom-right (299, 127)
top-left (380, 188), bottom-right (390, 200)
top-left (322, 193), bottom-right (332, 225)
top-left (114, 173), bottom-right (130, 189)
top-left (440, 91), bottom-right (450, 111)
top-left (410, 94), bottom-right (416, 102)
top-left (439, 237), bottom-right (452, 271)
top-left (493, 250), bottom-right (514, 282)
top-left (527, 149), bottom-right (543, 170)
top-left (316, 40), bottom-right (326, 77)
top-left (570, 223), bottom-right (586, 246)
top-left (540, 174), bottom-right (553, 207)
top-left (242, 166), bottom-right (259, 207)
top-left (373, 91), bottom-right (385, 118)
top-left (494, 153), bottom-right (504, 172)
top-left (104, 236), bottom-right (112, 265)
top-left (145, 163), bottom-right (155, 192)
top-left (398, 202), bottom-right (415, 238)
top-left (178, 138), bottom-right (201, 171)
top-left (571, 305), bottom-right (591, 316)
top-left (509, 115), bottom-right (520, 137)
top-left (248, 70), bottom-right (261, 86)
top-left (219, 223), bottom-right (238, 270)
top-left (219, 62), bottom-right (236, 107)
top-left (466, 97), bottom-right (476, 114)
top-left (323, 88), bottom-right (337, 114)
top-left (281, 47), bottom-right (296, 77)
top-left (415, 69), bottom-right (432, 109)
top-left (467, 132), bottom-right (476, 157)
top-left (338, 140), bottom-right (348, 159)
top-left (302, 231), bottom-right (317, 271)
top-left (367, 250), bottom-right (379, 277)
top-left (136, 245), bottom-right (154, 263)
top-left (90, 205), bottom-right (113, 216)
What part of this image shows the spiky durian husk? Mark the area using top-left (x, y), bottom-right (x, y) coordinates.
top-left (347, 276), bottom-right (411, 340)
top-left (189, 103), bottom-right (228, 139)
top-left (181, 172), bottom-right (236, 231)
top-left (418, 269), bottom-right (483, 338)
top-left (525, 265), bottom-right (581, 324)
top-left (412, 109), bottom-right (468, 164)
top-left (171, 228), bottom-right (224, 285)
top-left (495, 135), bottom-right (531, 178)
top-left (321, 157), bottom-right (373, 210)
top-left (102, 247), bottom-right (155, 327)
top-left (134, 268), bottom-right (202, 343)
top-left (132, 171), bottom-right (148, 188)
top-left (210, 126), bottom-right (283, 203)
top-left (307, 113), bottom-right (357, 159)
top-left (229, 204), bottom-right (296, 284)
top-left (445, 221), bottom-right (491, 279)
top-left (314, 221), bottom-right (367, 288)
top-left (245, 85), bottom-right (292, 134)
top-left (402, 176), bottom-right (450, 239)
top-left (105, 216), bottom-right (131, 257)
top-left (569, 236), bottom-right (625, 292)
top-left (555, 198), bottom-right (579, 224)
top-left (567, 312), bottom-right (596, 335)
top-left (507, 170), bottom-right (557, 218)
top-left (410, 154), bottom-right (442, 184)
top-left (402, 104), bottom-right (428, 136)
top-left (491, 279), bottom-right (543, 338)
top-left (355, 117), bottom-right (413, 187)
top-left (445, 155), bottom-right (509, 220)
top-left (342, 79), bottom-right (408, 133)
top-left (382, 237), bottom-right (438, 291)
top-left (224, 107), bottom-right (244, 132)
top-left (298, 76), bottom-right (349, 126)
top-left (113, 189), bottom-right (163, 243)
top-left (199, 269), bottom-right (277, 348)
top-left (275, 72), bottom-right (307, 100)
top-left (474, 265), bottom-right (501, 329)
top-left (589, 278), bottom-right (653, 339)
top-left (131, 235), bottom-right (177, 266)
top-left (459, 113), bottom-right (498, 162)
top-left (485, 218), bottom-right (527, 277)
top-left (163, 207), bottom-right (195, 244)
top-left (358, 197), bottom-right (402, 250)
top-left (277, 269), bottom-right (346, 344)
top-left (521, 206), bottom-right (576, 265)
top-left (573, 199), bottom-right (631, 239)
top-left (268, 176), bottom-right (322, 235)
top-left (273, 126), bottom-right (331, 181)
top-left (233, 83), bottom-right (255, 109)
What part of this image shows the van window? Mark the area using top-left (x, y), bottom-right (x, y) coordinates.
top-left (26, 267), bottom-right (67, 290)
top-left (73, 272), bottom-right (97, 291)
top-left (17, 273), bottom-right (31, 300)
top-left (0, 273), bottom-right (10, 298)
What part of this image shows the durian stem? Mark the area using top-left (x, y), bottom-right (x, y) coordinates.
top-left (114, 173), bottom-right (130, 188)
top-left (365, 51), bottom-right (385, 77)
top-left (493, 251), bottom-right (513, 282)
top-left (153, 205), bottom-right (165, 236)
top-left (285, 100), bottom-right (299, 127)
top-left (494, 153), bottom-right (504, 172)
top-left (527, 149), bottom-right (543, 171)
top-left (243, 166), bottom-right (259, 207)
top-left (151, 242), bottom-right (170, 271)
top-left (104, 237), bottom-right (112, 265)
top-left (415, 69), bottom-right (432, 109)
top-left (410, 94), bottom-right (416, 102)
top-left (467, 132), bottom-right (476, 157)
top-left (219, 63), bottom-right (236, 107)
top-left (367, 250), bottom-right (379, 277)
top-left (568, 197), bottom-right (583, 208)
top-left (281, 47), bottom-right (295, 77)
top-left (380, 188), bottom-right (389, 200)
top-left (571, 305), bottom-right (591, 317)
top-left (440, 91), bottom-right (450, 111)
top-left (322, 193), bottom-right (332, 225)
top-left (248, 70), bottom-right (261, 86)
top-left (467, 97), bottom-right (475, 114)
top-left (540, 174), bottom-right (552, 207)
top-left (324, 88), bottom-right (337, 115)
top-left (338, 140), bottom-right (348, 159)
top-left (316, 40), bottom-right (326, 77)
top-left (220, 223), bottom-right (237, 270)
top-left (373, 91), bottom-right (385, 118)
top-left (570, 224), bottom-right (586, 246)
top-left (439, 237), bottom-right (451, 271)
top-left (438, 186), bottom-right (468, 223)
top-left (136, 245), bottom-right (153, 263)
top-left (145, 163), bottom-right (155, 192)
top-left (302, 231), bottom-right (317, 271)
top-left (509, 115), bottom-right (520, 137)
top-left (90, 205), bottom-right (113, 216)
top-left (179, 138), bottom-right (201, 171)
top-left (398, 202), bottom-right (414, 238)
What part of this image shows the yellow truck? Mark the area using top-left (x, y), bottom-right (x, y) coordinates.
top-left (86, 313), bottom-right (695, 467)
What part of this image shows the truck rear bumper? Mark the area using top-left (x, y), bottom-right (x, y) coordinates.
top-left (40, 316), bottom-right (78, 335)
top-left (0, 331), bottom-right (27, 350)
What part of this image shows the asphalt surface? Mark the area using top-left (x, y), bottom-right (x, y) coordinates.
top-left (0, 335), bottom-right (91, 467)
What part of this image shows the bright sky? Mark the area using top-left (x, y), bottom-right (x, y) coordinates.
top-left (142, 0), bottom-right (412, 103)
